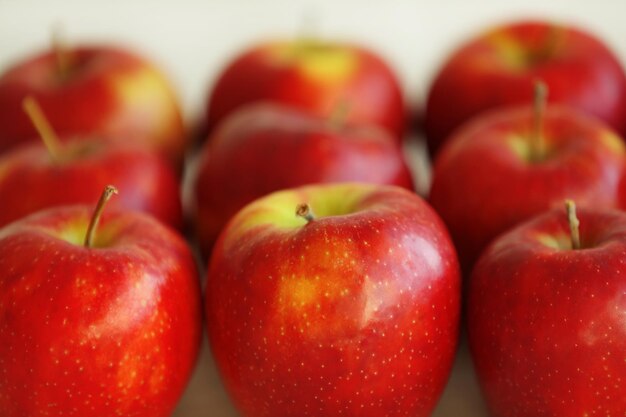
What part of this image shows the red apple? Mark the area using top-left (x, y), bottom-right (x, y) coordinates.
top-left (424, 20), bottom-right (626, 155)
top-left (193, 102), bottom-right (415, 259)
top-left (205, 183), bottom-right (461, 417)
top-left (206, 38), bottom-right (406, 140)
top-left (0, 186), bottom-right (202, 417)
top-left (468, 202), bottom-right (626, 416)
top-left (429, 88), bottom-right (626, 272)
top-left (0, 140), bottom-right (183, 229)
top-left (0, 43), bottom-right (188, 166)
top-left (0, 98), bottom-right (183, 229)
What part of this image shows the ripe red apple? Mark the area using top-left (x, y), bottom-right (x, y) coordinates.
top-left (429, 85), bottom-right (626, 272)
top-left (424, 20), bottom-right (626, 155)
top-left (0, 140), bottom-right (183, 229)
top-left (0, 43), bottom-right (188, 166)
top-left (0, 186), bottom-right (202, 417)
top-left (193, 102), bottom-right (415, 259)
top-left (0, 98), bottom-right (183, 229)
top-left (205, 183), bottom-right (461, 417)
top-left (468, 202), bottom-right (626, 416)
top-left (206, 38), bottom-right (406, 140)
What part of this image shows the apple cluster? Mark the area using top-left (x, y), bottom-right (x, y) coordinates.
top-left (425, 21), bottom-right (626, 417)
top-left (0, 18), bottom-right (624, 417)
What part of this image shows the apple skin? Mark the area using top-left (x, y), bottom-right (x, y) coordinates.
top-left (468, 207), bottom-right (626, 416)
top-left (206, 183), bottom-right (461, 417)
top-left (0, 139), bottom-right (183, 229)
top-left (424, 20), bottom-right (626, 155)
top-left (206, 39), bottom-right (406, 140)
top-left (429, 105), bottom-right (626, 273)
top-left (0, 205), bottom-right (202, 417)
top-left (194, 102), bottom-right (415, 259)
top-left (0, 45), bottom-right (188, 166)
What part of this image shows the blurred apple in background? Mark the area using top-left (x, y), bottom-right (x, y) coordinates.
top-left (0, 140), bottom-right (184, 229)
top-left (0, 42), bottom-right (189, 167)
top-left (429, 82), bottom-right (626, 272)
top-left (468, 202), bottom-right (626, 416)
top-left (0, 97), bottom-right (183, 229)
top-left (424, 20), bottom-right (626, 155)
top-left (205, 38), bottom-right (407, 141)
top-left (206, 183), bottom-right (460, 417)
top-left (0, 186), bottom-right (202, 417)
top-left (192, 102), bottom-right (414, 259)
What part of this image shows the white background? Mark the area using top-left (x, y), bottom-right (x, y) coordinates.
top-left (1, 1), bottom-right (625, 416)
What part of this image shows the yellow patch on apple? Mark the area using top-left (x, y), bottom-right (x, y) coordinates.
top-left (228, 192), bottom-right (307, 237)
top-left (54, 219), bottom-right (90, 246)
top-left (506, 134), bottom-right (531, 160)
top-left (481, 33), bottom-right (527, 70)
top-left (599, 131), bottom-right (626, 155)
top-left (274, 270), bottom-right (360, 341)
top-left (109, 67), bottom-right (180, 144)
top-left (534, 232), bottom-right (572, 250)
top-left (227, 183), bottom-right (372, 245)
top-left (278, 275), bottom-right (321, 310)
top-left (268, 42), bottom-right (358, 84)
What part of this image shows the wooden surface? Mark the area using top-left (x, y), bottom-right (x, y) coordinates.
top-left (172, 337), bottom-right (489, 417)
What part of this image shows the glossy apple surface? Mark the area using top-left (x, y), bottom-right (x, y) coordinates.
top-left (0, 204), bottom-right (202, 416)
top-left (193, 103), bottom-right (414, 259)
top-left (206, 39), bottom-right (406, 140)
top-left (468, 206), bottom-right (626, 416)
top-left (425, 20), bottom-right (626, 154)
top-left (0, 45), bottom-right (188, 166)
top-left (206, 183), bottom-right (460, 417)
top-left (429, 105), bottom-right (626, 272)
top-left (0, 139), bottom-right (183, 229)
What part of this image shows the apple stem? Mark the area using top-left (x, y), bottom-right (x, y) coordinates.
top-left (52, 25), bottom-right (71, 79)
top-left (296, 203), bottom-right (315, 223)
top-left (530, 79), bottom-right (548, 161)
top-left (565, 199), bottom-right (581, 250)
top-left (84, 185), bottom-right (118, 248)
top-left (22, 96), bottom-right (62, 162)
top-left (328, 100), bottom-right (351, 130)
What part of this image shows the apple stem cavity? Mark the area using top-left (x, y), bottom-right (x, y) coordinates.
top-left (296, 203), bottom-right (315, 223)
top-left (22, 96), bottom-right (63, 163)
top-left (565, 199), bottom-right (581, 250)
top-left (84, 185), bottom-right (118, 248)
top-left (530, 79), bottom-right (548, 162)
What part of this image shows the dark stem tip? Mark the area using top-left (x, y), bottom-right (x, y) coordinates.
top-left (295, 203), bottom-right (315, 223)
